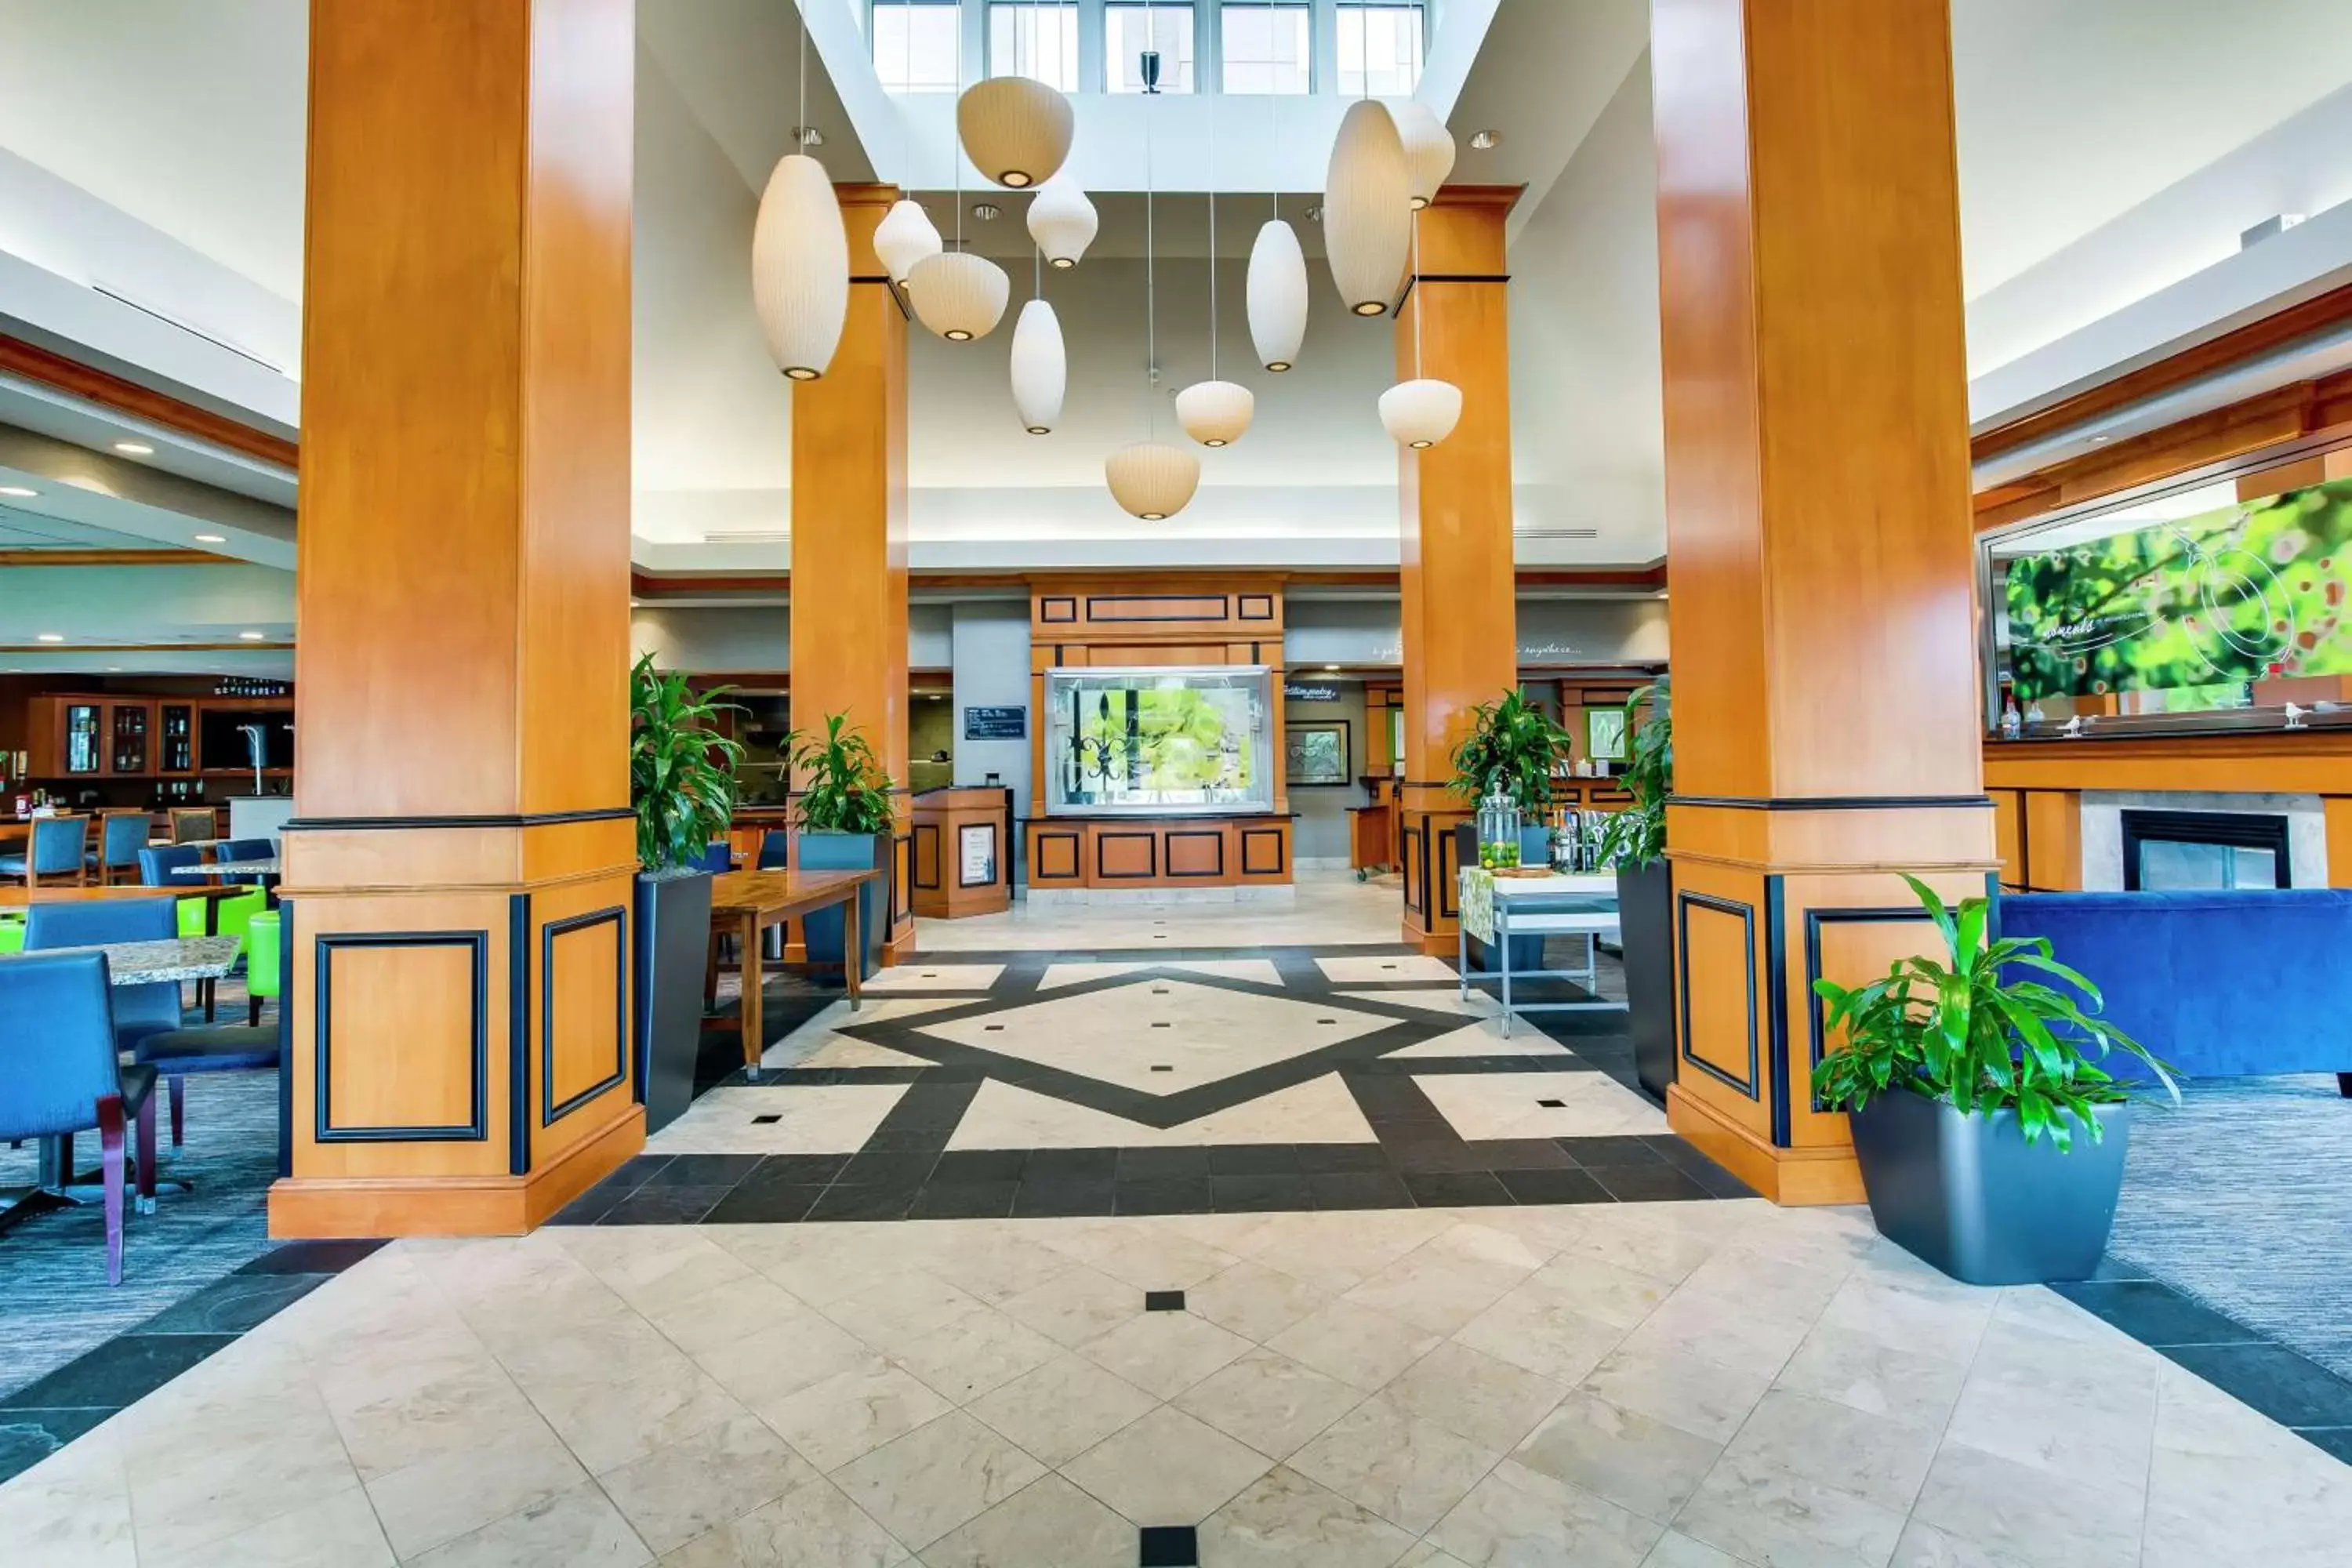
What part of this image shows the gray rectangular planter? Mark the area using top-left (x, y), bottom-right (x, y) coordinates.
top-left (1849, 1087), bottom-right (2130, 1286)
top-left (796, 829), bottom-right (886, 982)
top-left (1615, 859), bottom-right (1675, 1103)
top-left (633, 866), bottom-right (713, 1135)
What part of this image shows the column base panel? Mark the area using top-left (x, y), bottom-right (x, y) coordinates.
top-left (267, 1103), bottom-right (645, 1239)
top-left (1668, 1084), bottom-right (1864, 1207)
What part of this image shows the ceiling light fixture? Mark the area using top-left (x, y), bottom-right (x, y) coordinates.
top-left (1381, 194), bottom-right (1462, 451)
top-left (1468, 129), bottom-right (1501, 151)
top-left (1010, 291), bottom-right (1065, 435)
top-left (1323, 664), bottom-right (1340, 672)
top-left (1390, 101), bottom-right (1457, 209)
top-left (0, 485), bottom-right (35, 498)
top-left (1105, 31), bottom-right (1199, 523)
top-left (1178, 82), bottom-right (1253, 449)
top-left (193, 532), bottom-right (227, 543)
top-left (114, 441), bottom-right (154, 456)
top-left (238, 630), bottom-right (267, 641)
top-left (1325, 100), bottom-right (1409, 315)
top-left (912, 4), bottom-right (1011, 342)
top-left (750, 5), bottom-right (848, 379)
top-left (1247, 0), bottom-right (1308, 376)
top-left (957, 52), bottom-right (1073, 190)
top-left (971, 202), bottom-right (1000, 221)
top-left (36, 633), bottom-right (64, 643)
top-left (877, 0), bottom-right (942, 288)
top-left (793, 125), bottom-right (825, 147)
top-left (1026, 176), bottom-right (1098, 268)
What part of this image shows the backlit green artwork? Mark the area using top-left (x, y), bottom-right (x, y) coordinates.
top-left (2003, 478), bottom-right (2352, 701)
top-left (1076, 684), bottom-right (1256, 794)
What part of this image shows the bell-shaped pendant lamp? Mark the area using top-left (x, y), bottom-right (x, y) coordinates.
top-left (875, 198), bottom-right (942, 286)
top-left (958, 76), bottom-right (1074, 190)
top-left (1388, 101), bottom-right (1457, 209)
top-left (750, 154), bottom-right (848, 381)
top-left (1246, 220), bottom-right (1307, 372)
top-left (909, 249), bottom-right (1009, 342)
top-left (1379, 377), bottom-right (1462, 449)
top-left (1175, 380), bottom-right (1254, 448)
top-left (1026, 176), bottom-right (1098, 269)
top-left (1324, 99), bottom-right (1411, 317)
top-left (1009, 298), bottom-right (1065, 434)
top-left (1105, 441), bottom-right (1200, 521)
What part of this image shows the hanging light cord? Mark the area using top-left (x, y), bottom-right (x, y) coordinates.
top-left (1412, 207), bottom-right (1425, 376)
top-left (796, 0), bottom-right (806, 136)
top-left (953, 0), bottom-right (965, 248)
top-left (1268, 0), bottom-right (1279, 220)
top-left (1207, 62), bottom-right (1218, 380)
top-left (1145, 53), bottom-right (1157, 437)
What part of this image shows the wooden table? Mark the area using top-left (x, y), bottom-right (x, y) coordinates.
top-left (707, 867), bottom-right (881, 1076)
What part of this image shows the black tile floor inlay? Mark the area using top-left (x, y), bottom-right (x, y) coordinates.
top-left (1144, 1290), bottom-right (1186, 1312)
top-left (1138, 1523), bottom-right (1200, 1566)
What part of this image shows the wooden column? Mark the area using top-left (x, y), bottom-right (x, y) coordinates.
top-left (277, 0), bottom-right (641, 1236)
top-left (1396, 187), bottom-right (1519, 952)
top-left (1655, 0), bottom-right (1998, 1203)
top-left (789, 186), bottom-right (915, 960)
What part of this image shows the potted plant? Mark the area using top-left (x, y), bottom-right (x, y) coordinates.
top-left (1593, 678), bottom-right (1673, 1101)
top-left (1449, 689), bottom-right (1573, 972)
top-left (630, 655), bottom-right (742, 1133)
top-left (1811, 875), bottom-right (2180, 1286)
top-left (786, 713), bottom-right (896, 980)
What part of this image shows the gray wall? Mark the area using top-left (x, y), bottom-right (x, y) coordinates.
top-left (1283, 595), bottom-right (1670, 669)
top-left (630, 601), bottom-right (953, 671)
top-left (950, 600), bottom-right (1034, 880)
top-left (1283, 680), bottom-right (1369, 866)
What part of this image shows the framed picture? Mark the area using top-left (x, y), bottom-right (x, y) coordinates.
top-left (1588, 707), bottom-right (1629, 763)
top-left (1285, 720), bottom-right (1352, 786)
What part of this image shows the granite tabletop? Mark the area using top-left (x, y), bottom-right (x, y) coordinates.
top-left (171, 858), bottom-right (281, 878)
top-left (0, 935), bottom-right (245, 985)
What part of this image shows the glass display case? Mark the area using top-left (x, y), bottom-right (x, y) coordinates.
top-left (1044, 666), bottom-right (1274, 814)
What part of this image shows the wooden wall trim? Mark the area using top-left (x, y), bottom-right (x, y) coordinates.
top-left (0, 332), bottom-right (299, 470)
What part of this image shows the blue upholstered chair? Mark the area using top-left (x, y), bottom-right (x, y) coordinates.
top-left (757, 829), bottom-right (789, 870)
top-left (0, 951), bottom-right (160, 1283)
top-left (89, 811), bottom-right (151, 885)
top-left (24, 896), bottom-right (187, 1052)
top-left (701, 839), bottom-right (736, 873)
top-left (220, 837), bottom-right (277, 887)
top-left (2, 814), bottom-right (92, 887)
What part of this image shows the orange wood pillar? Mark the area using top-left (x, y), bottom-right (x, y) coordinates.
top-left (1654, 0), bottom-right (1998, 1203)
top-left (789, 186), bottom-right (915, 960)
top-left (1396, 187), bottom-right (1520, 952)
top-left (276, 0), bottom-right (642, 1237)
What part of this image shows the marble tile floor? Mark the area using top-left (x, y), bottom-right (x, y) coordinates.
top-left (5, 1200), bottom-right (2349, 1566)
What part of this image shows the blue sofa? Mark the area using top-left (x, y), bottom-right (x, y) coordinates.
top-left (1998, 890), bottom-right (2352, 1090)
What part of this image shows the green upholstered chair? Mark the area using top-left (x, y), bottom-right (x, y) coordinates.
top-left (0, 913), bottom-right (24, 953)
top-left (244, 908), bottom-right (281, 1026)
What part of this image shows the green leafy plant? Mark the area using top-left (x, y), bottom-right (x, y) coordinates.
top-left (1811, 874), bottom-right (2180, 1149)
top-left (1449, 688), bottom-right (1571, 813)
top-left (1594, 677), bottom-right (1671, 868)
top-left (787, 712), bottom-right (897, 835)
top-left (630, 653), bottom-right (744, 873)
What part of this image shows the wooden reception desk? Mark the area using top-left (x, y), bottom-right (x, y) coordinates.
top-left (910, 786), bottom-right (1013, 918)
top-left (1023, 811), bottom-right (1294, 894)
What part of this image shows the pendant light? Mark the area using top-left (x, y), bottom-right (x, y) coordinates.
top-left (910, 0), bottom-right (1009, 341)
top-left (1389, 100), bottom-right (1456, 209)
top-left (1246, 0), bottom-right (1308, 371)
top-left (1010, 252), bottom-right (1065, 434)
top-left (1381, 205), bottom-right (1461, 449)
top-left (1105, 17), bottom-right (1199, 522)
top-left (875, 3), bottom-right (940, 286)
top-left (1323, 13), bottom-right (1410, 318)
top-left (1027, 174), bottom-right (1098, 268)
top-left (958, 78), bottom-right (1073, 189)
top-left (1177, 72), bottom-right (1252, 448)
top-left (750, 8), bottom-right (848, 378)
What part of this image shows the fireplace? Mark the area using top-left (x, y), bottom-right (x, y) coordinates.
top-left (2120, 809), bottom-right (2292, 891)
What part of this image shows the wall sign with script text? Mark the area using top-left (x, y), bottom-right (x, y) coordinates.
top-left (1283, 683), bottom-right (1341, 702)
top-left (963, 705), bottom-right (1027, 740)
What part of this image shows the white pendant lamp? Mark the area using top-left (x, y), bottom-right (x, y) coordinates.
top-left (1247, 220), bottom-right (1306, 372)
top-left (1379, 378), bottom-right (1461, 448)
top-left (958, 76), bottom-right (1074, 190)
top-left (1389, 100), bottom-right (1456, 209)
top-left (1176, 380), bottom-right (1253, 448)
top-left (1026, 176), bottom-right (1097, 269)
top-left (751, 154), bottom-right (848, 380)
top-left (1010, 294), bottom-right (1065, 434)
top-left (1105, 441), bottom-right (1200, 521)
top-left (908, 250), bottom-right (1008, 341)
top-left (875, 198), bottom-right (942, 285)
top-left (1324, 98), bottom-right (1411, 317)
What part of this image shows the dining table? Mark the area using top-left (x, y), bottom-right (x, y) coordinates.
top-left (172, 858), bottom-right (281, 880)
top-left (706, 867), bottom-right (883, 1077)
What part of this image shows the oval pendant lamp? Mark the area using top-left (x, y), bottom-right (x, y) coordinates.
top-left (1010, 292), bottom-right (1065, 434)
top-left (1026, 176), bottom-right (1098, 269)
top-left (958, 76), bottom-right (1074, 189)
top-left (1388, 100), bottom-right (1457, 209)
top-left (1177, 93), bottom-right (1254, 449)
top-left (875, 198), bottom-right (942, 285)
top-left (751, 153), bottom-right (848, 379)
top-left (1105, 441), bottom-right (1200, 521)
top-left (909, 250), bottom-right (1009, 341)
top-left (1247, 220), bottom-right (1306, 372)
top-left (1324, 98), bottom-right (1410, 317)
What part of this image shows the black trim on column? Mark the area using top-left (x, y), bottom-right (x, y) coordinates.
top-left (1765, 879), bottom-right (1790, 1146)
top-left (1669, 794), bottom-right (1994, 812)
top-left (314, 931), bottom-right (491, 1142)
top-left (276, 897), bottom-right (294, 1180)
top-left (285, 808), bottom-right (633, 832)
top-left (1399, 822), bottom-right (1427, 919)
top-left (1675, 893), bottom-right (1759, 1099)
top-left (542, 905), bottom-right (630, 1127)
top-left (508, 894), bottom-right (532, 1174)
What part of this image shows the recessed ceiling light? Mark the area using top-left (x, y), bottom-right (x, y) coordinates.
top-left (793, 125), bottom-right (825, 147)
top-left (2089, 434), bottom-right (2112, 445)
top-left (114, 441), bottom-right (154, 456)
top-left (36, 633), bottom-right (64, 643)
top-left (238, 630), bottom-right (267, 641)
top-left (1323, 664), bottom-right (1340, 672)
top-left (0, 485), bottom-right (35, 498)
top-left (107, 666), bottom-right (122, 673)
top-left (1305, 205), bottom-right (1323, 221)
top-left (193, 532), bottom-right (227, 544)
top-left (971, 203), bottom-right (1000, 221)
top-left (1468, 129), bottom-right (1501, 150)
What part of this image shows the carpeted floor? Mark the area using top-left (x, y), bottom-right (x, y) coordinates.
top-left (2108, 1073), bottom-right (2352, 1381)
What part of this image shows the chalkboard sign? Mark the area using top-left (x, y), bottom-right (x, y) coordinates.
top-left (963, 705), bottom-right (1026, 740)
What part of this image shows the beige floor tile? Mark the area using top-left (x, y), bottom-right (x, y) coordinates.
top-left (513, 1352), bottom-right (746, 1476)
top-left (1379, 1341), bottom-right (1569, 1453)
top-left (677, 1302), bottom-right (880, 1417)
top-left (1941, 1368), bottom-right (2154, 1500)
top-left (1450, 1279), bottom-right (1627, 1385)
top-left (1520, 1254), bottom-right (1677, 1329)
top-left (1814, 1272), bottom-right (1998, 1367)
top-left (406, 1479), bottom-right (652, 1567)
top-left (918, 1473), bottom-right (1136, 1568)
top-left (1672, 1450), bottom-right (1910, 1568)
top-left (1395, 1544), bottom-right (1477, 1568)
top-left (1550, 1210), bottom-right (1722, 1286)
top-left (1266, 1300), bottom-right (1443, 1391)
top-left (996, 1263), bottom-right (1152, 1348)
top-left (1040, 1221), bottom-right (1243, 1291)
top-left (1061, 1404), bottom-right (1275, 1525)
top-left (648, 1273), bottom-right (822, 1360)
top-left (1426, 1459), bottom-right (1663, 1568)
top-left (824, 1272), bottom-right (994, 1359)
top-left (833, 1412), bottom-right (1047, 1550)
top-left (659, 1476), bottom-right (909, 1566)
top-left (1340, 1246), bottom-right (1530, 1337)
top-left (597, 1413), bottom-right (820, 1555)
top-left (1577, 1341), bottom-right (1775, 1446)
top-left (1611, 1283), bottom-right (1813, 1371)
top-left (1287, 1396), bottom-right (1504, 1536)
top-left (1889, 1519), bottom-right (2038, 1567)
top-left (759, 1358), bottom-right (956, 1474)
top-left (1772, 1324), bottom-right (1971, 1433)
top-left (1196, 1465), bottom-right (1420, 1568)
top-left (1722, 1388), bottom-right (1940, 1515)
top-left (1080, 1306), bottom-right (1255, 1399)
top-left (168, 1483), bottom-right (395, 1568)
top-left (892, 1306), bottom-right (1066, 1403)
top-left (1907, 1442), bottom-right (2142, 1568)
top-left (966, 1352), bottom-right (1159, 1466)
top-left (552, 1227), bottom-right (758, 1321)
top-left (0, 1434), bottom-right (136, 1568)
top-left (917, 1232), bottom-right (1091, 1306)
top-left (1174, 1347), bottom-right (1370, 1460)
top-left (1185, 1258), bottom-right (1336, 1342)
top-left (1640, 1527), bottom-right (1744, 1567)
top-left (363, 1419), bottom-right (590, 1562)
top-left (1509, 1392), bottom-right (1720, 1525)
